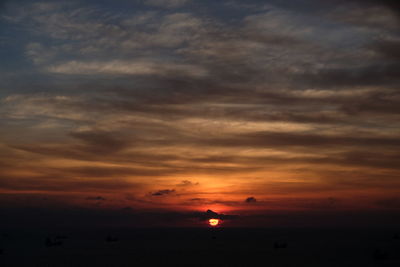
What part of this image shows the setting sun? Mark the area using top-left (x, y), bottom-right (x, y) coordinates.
top-left (208, 218), bottom-right (220, 227)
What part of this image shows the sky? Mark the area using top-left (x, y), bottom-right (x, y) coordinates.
top-left (0, 0), bottom-right (399, 227)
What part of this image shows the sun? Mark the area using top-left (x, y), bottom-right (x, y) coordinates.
top-left (208, 218), bottom-right (220, 227)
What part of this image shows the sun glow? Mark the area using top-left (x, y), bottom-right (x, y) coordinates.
top-left (208, 218), bottom-right (220, 227)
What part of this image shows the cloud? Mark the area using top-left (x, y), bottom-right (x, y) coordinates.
top-left (25, 42), bottom-right (56, 64)
top-left (199, 131), bottom-right (400, 150)
top-left (245, 197), bottom-right (257, 203)
top-left (47, 60), bottom-right (208, 78)
top-left (185, 198), bottom-right (243, 207)
top-left (296, 63), bottom-right (400, 88)
top-left (144, 0), bottom-right (190, 8)
top-left (330, 3), bottom-right (399, 30)
top-left (0, 175), bottom-right (137, 192)
top-left (5, 3), bottom-right (204, 65)
top-left (176, 180), bottom-right (199, 187)
top-left (197, 209), bottom-right (239, 221)
top-left (86, 196), bottom-right (106, 201)
top-left (370, 39), bottom-right (400, 60)
top-left (151, 189), bottom-right (175, 196)
top-left (69, 130), bottom-right (128, 154)
top-left (345, 0), bottom-right (400, 16)
top-left (1, 0), bottom-right (399, 219)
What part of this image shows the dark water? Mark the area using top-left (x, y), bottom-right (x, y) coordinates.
top-left (1, 228), bottom-right (399, 266)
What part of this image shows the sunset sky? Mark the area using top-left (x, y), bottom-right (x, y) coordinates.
top-left (1, 0), bottom-right (399, 227)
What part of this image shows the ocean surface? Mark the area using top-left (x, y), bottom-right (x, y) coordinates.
top-left (1, 227), bottom-right (399, 266)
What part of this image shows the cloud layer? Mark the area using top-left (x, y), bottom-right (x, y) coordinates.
top-left (0, 0), bottom-right (399, 225)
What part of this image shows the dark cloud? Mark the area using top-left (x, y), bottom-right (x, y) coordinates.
top-left (330, 1), bottom-right (399, 31)
top-left (86, 196), bottom-right (106, 201)
top-left (0, 170), bottom-right (139, 192)
top-left (245, 197), bottom-right (257, 203)
top-left (151, 189), bottom-right (175, 196)
top-left (185, 198), bottom-right (240, 206)
top-left (69, 130), bottom-right (128, 154)
top-left (196, 209), bottom-right (239, 221)
top-left (371, 40), bottom-right (400, 61)
top-left (200, 131), bottom-right (400, 149)
top-left (183, 150), bottom-right (400, 171)
top-left (143, 0), bottom-right (190, 8)
top-left (177, 180), bottom-right (199, 187)
top-left (349, 0), bottom-right (400, 15)
top-left (296, 64), bottom-right (400, 88)
top-left (189, 198), bottom-right (205, 202)
top-left (65, 165), bottom-right (178, 178)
